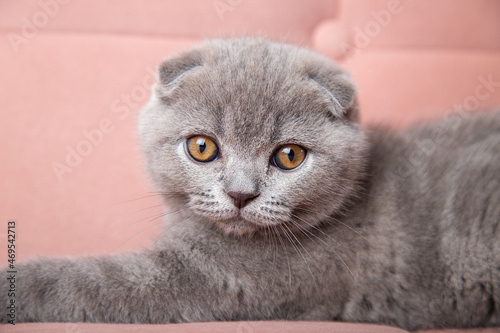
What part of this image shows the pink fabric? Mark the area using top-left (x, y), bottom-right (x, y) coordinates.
top-left (1, 0), bottom-right (500, 332)
top-left (314, 0), bottom-right (500, 58)
top-left (6, 321), bottom-right (408, 333)
top-left (338, 0), bottom-right (500, 50)
top-left (344, 50), bottom-right (500, 127)
top-left (0, 0), bottom-right (338, 45)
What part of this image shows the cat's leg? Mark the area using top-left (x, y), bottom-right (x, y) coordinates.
top-left (0, 250), bottom-right (248, 323)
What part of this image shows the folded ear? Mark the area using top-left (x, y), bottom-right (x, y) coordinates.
top-left (155, 49), bottom-right (204, 97)
top-left (305, 59), bottom-right (359, 122)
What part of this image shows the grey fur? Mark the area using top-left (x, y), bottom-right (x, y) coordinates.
top-left (2, 38), bottom-right (499, 331)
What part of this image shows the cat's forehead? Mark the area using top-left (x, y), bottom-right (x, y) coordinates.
top-left (175, 44), bottom-right (330, 147)
top-left (179, 68), bottom-right (326, 151)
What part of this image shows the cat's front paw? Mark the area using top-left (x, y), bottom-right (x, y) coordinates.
top-left (1, 259), bottom-right (83, 323)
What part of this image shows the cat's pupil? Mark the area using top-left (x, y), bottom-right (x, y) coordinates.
top-left (284, 147), bottom-right (295, 162)
top-left (197, 138), bottom-right (207, 153)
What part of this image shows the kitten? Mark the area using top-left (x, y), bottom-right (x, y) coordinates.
top-left (1, 38), bottom-right (499, 331)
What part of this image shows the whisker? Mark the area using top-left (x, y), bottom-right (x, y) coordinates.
top-left (288, 218), bottom-right (322, 247)
top-left (129, 204), bottom-right (166, 214)
top-left (268, 225), bottom-right (279, 267)
top-left (273, 225), bottom-right (292, 286)
top-left (289, 215), bottom-right (346, 253)
top-left (263, 225), bottom-right (275, 271)
top-left (294, 207), bottom-right (368, 241)
top-left (282, 222), bottom-right (318, 286)
top-left (107, 206), bottom-right (191, 253)
top-left (111, 192), bottom-right (168, 205)
top-left (290, 215), bottom-right (355, 279)
top-left (328, 216), bottom-right (368, 241)
top-left (104, 204), bottom-right (167, 232)
top-left (291, 213), bottom-right (342, 248)
top-left (283, 222), bottom-right (317, 266)
top-left (106, 208), bottom-right (187, 236)
top-left (110, 217), bottom-right (165, 254)
top-left (279, 224), bottom-right (316, 285)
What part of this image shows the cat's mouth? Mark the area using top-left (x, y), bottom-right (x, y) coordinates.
top-left (189, 194), bottom-right (293, 236)
top-left (200, 208), bottom-right (275, 236)
top-left (212, 216), bottom-right (263, 236)
top-left (214, 209), bottom-right (294, 237)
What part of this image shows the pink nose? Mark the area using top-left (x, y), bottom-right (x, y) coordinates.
top-left (226, 191), bottom-right (259, 209)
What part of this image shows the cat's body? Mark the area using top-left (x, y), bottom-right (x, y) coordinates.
top-left (2, 38), bottom-right (499, 331)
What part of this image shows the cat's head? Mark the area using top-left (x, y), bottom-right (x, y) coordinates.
top-left (139, 38), bottom-right (368, 237)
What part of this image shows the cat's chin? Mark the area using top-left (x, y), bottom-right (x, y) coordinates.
top-left (212, 217), bottom-right (268, 237)
top-left (200, 212), bottom-right (287, 237)
top-left (189, 206), bottom-right (287, 237)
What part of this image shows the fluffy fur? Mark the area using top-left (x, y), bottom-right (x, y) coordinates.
top-left (1, 38), bottom-right (499, 331)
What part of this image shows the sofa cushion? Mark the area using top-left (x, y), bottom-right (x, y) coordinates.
top-left (343, 50), bottom-right (500, 127)
top-left (314, 0), bottom-right (500, 59)
top-left (1, 0), bottom-right (338, 46)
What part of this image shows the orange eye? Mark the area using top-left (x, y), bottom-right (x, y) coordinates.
top-left (187, 136), bottom-right (219, 162)
top-left (273, 144), bottom-right (306, 170)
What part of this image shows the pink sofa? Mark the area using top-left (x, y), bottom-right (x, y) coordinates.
top-left (1, 0), bottom-right (500, 332)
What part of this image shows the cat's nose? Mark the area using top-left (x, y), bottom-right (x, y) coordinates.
top-left (227, 191), bottom-right (259, 209)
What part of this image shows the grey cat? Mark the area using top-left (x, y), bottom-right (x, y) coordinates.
top-left (2, 38), bottom-right (499, 331)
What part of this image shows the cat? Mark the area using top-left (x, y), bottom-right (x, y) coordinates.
top-left (1, 37), bottom-right (499, 331)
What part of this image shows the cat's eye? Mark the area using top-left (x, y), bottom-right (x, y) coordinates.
top-left (273, 144), bottom-right (306, 170)
top-left (186, 136), bottom-right (219, 162)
